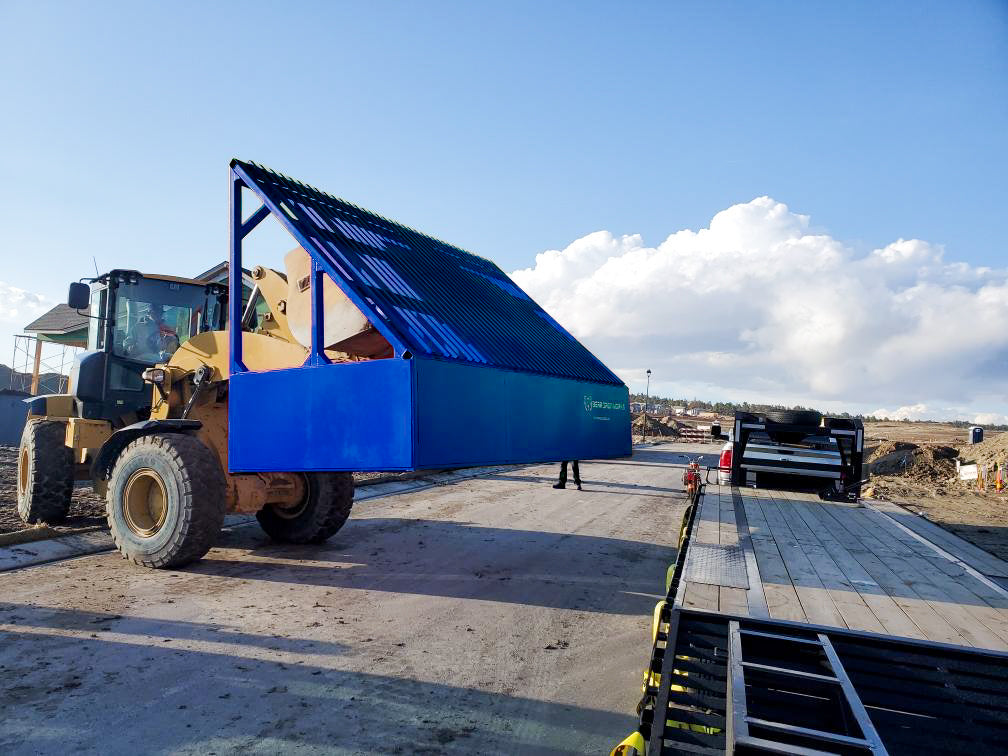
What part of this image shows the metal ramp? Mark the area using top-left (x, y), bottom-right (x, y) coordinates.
top-left (639, 606), bottom-right (1008, 755)
top-left (726, 621), bottom-right (886, 755)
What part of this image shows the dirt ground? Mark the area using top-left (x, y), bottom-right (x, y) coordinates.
top-left (0, 445), bottom-right (697, 755)
top-left (863, 424), bottom-right (1008, 562)
top-left (864, 420), bottom-right (977, 446)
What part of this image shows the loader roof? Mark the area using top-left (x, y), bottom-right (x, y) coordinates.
top-left (232, 159), bottom-right (623, 387)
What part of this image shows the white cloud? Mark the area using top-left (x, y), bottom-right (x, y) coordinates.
top-left (871, 404), bottom-right (1008, 425)
top-left (0, 281), bottom-right (51, 325)
top-left (512, 197), bottom-right (1008, 420)
top-left (973, 412), bottom-right (1008, 426)
top-left (0, 282), bottom-right (53, 369)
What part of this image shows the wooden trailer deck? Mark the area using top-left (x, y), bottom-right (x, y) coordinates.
top-left (679, 485), bottom-right (1008, 651)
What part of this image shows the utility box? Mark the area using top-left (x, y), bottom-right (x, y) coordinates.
top-left (227, 160), bottom-right (631, 472)
top-left (969, 426), bottom-right (984, 444)
top-left (0, 390), bottom-right (30, 445)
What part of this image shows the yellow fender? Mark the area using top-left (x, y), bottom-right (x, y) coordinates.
top-left (611, 731), bottom-right (646, 756)
top-left (665, 564), bottom-right (675, 594)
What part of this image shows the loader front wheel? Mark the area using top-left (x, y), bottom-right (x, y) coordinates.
top-left (107, 434), bottom-right (226, 568)
top-left (17, 419), bottom-right (73, 525)
top-left (256, 472), bottom-right (354, 544)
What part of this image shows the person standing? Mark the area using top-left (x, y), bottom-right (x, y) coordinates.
top-left (553, 460), bottom-right (582, 490)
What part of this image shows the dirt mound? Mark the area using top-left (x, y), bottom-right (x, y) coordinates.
top-left (868, 441), bottom-right (958, 482)
top-left (632, 414), bottom-right (677, 437)
top-left (959, 432), bottom-right (1008, 469)
top-left (658, 416), bottom-right (687, 431)
top-left (868, 440), bottom-right (918, 462)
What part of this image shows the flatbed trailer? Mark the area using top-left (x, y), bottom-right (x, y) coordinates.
top-left (615, 479), bottom-right (1008, 755)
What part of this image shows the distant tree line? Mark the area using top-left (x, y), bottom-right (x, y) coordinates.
top-left (627, 393), bottom-right (1008, 431)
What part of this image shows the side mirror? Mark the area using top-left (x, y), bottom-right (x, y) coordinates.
top-left (710, 423), bottom-right (721, 438)
top-left (68, 282), bottom-right (91, 310)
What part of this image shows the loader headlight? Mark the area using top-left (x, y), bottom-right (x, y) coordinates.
top-left (142, 368), bottom-right (166, 385)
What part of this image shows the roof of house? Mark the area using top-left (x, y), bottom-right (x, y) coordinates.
top-left (194, 261), bottom-right (253, 282)
top-left (23, 304), bottom-right (89, 335)
top-left (232, 159), bottom-right (624, 387)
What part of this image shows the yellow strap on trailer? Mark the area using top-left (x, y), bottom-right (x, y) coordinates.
top-left (610, 730), bottom-right (646, 756)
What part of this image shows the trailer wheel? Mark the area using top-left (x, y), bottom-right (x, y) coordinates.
top-left (106, 434), bottom-right (226, 568)
top-left (763, 409), bottom-right (822, 426)
top-left (256, 472), bottom-right (354, 544)
top-left (17, 419), bottom-right (73, 525)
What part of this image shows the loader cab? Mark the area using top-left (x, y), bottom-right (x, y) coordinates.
top-left (69, 270), bottom-right (227, 420)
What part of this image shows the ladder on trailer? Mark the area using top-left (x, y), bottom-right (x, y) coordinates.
top-left (726, 621), bottom-right (887, 755)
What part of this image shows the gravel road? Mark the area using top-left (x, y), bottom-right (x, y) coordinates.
top-left (0, 444), bottom-right (706, 755)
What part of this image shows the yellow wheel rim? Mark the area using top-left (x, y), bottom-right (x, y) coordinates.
top-left (123, 468), bottom-right (168, 537)
top-left (18, 446), bottom-right (30, 498)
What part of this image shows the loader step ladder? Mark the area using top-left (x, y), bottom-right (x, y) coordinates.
top-left (727, 621), bottom-right (888, 755)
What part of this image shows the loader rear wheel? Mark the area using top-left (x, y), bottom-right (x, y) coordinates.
top-left (106, 433), bottom-right (226, 568)
top-left (17, 419), bottom-right (73, 525)
top-left (256, 472), bottom-right (354, 544)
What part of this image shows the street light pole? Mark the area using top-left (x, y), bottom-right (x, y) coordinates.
top-left (644, 368), bottom-right (651, 442)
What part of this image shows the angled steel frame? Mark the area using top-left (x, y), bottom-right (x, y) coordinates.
top-left (228, 163), bottom-right (409, 375)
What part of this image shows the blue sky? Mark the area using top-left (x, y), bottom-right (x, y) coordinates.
top-left (1, 1), bottom-right (1006, 419)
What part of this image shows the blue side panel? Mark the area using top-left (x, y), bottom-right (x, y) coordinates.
top-left (413, 359), bottom-right (630, 469)
top-left (228, 360), bottom-right (414, 472)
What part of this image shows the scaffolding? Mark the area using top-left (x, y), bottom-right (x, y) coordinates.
top-left (9, 335), bottom-right (80, 395)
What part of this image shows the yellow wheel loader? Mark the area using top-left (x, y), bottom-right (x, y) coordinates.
top-left (16, 248), bottom-right (377, 568)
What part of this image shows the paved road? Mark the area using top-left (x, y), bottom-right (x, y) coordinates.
top-left (0, 443), bottom-right (714, 755)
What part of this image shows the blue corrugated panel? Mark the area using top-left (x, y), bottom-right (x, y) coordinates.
top-left (232, 159), bottom-right (622, 387)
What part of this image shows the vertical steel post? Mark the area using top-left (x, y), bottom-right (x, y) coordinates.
top-left (229, 170), bottom-right (247, 374)
top-left (644, 368), bottom-right (651, 442)
top-left (304, 260), bottom-right (331, 367)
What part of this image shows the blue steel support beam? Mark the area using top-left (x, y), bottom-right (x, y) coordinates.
top-left (240, 203), bottom-right (271, 239)
top-left (229, 169), bottom-right (247, 373)
top-left (304, 260), bottom-right (332, 367)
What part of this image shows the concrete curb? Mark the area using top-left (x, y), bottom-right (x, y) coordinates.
top-left (0, 465), bottom-right (525, 573)
top-left (0, 529), bottom-right (114, 572)
top-left (0, 525), bottom-right (65, 547)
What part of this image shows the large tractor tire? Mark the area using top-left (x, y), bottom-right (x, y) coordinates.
top-left (256, 472), bottom-right (354, 544)
top-left (106, 433), bottom-right (226, 568)
top-left (17, 419), bottom-right (73, 525)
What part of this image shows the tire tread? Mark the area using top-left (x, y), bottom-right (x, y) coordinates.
top-left (17, 419), bottom-right (73, 525)
top-left (256, 472), bottom-right (354, 544)
top-left (107, 433), bottom-right (225, 568)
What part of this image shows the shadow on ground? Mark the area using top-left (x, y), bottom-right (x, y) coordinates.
top-left (0, 604), bottom-right (633, 755)
top-left (199, 519), bottom-right (676, 616)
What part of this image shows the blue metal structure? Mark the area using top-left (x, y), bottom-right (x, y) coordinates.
top-left (228, 159), bottom-right (630, 472)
